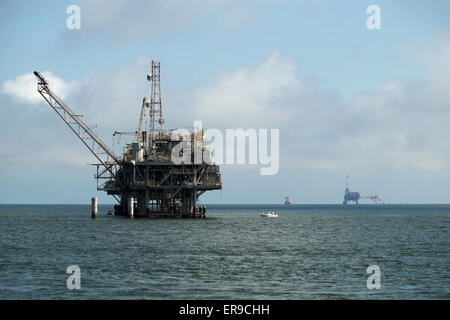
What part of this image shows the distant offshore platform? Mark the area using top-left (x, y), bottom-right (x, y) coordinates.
top-left (343, 175), bottom-right (382, 205)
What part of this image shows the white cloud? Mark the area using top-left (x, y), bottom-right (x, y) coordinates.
top-left (77, 0), bottom-right (231, 40)
top-left (76, 0), bottom-right (331, 40)
top-left (65, 57), bottom-right (152, 131)
top-left (171, 45), bottom-right (450, 173)
top-left (174, 50), bottom-right (304, 128)
top-left (1, 71), bottom-right (75, 105)
top-left (3, 36), bottom-right (450, 175)
top-left (0, 58), bottom-right (152, 168)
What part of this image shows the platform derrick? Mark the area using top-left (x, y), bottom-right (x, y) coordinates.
top-left (34, 61), bottom-right (222, 218)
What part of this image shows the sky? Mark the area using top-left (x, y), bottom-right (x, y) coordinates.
top-left (1, 0), bottom-right (450, 204)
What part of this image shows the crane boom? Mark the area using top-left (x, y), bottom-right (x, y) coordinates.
top-left (137, 96), bottom-right (147, 145)
top-left (34, 71), bottom-right (120, 166)
top-left (112, 97), bottom-right (147, 146)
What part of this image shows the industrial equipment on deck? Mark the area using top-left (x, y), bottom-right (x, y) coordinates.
top-left (34, 61), bottom-right (222, 218)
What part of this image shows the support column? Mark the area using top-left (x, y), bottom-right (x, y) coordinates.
top-left (91, 197), bottom-right (98, 219)
top-left (137, 194), bottom-right (146, 217)
top-left (144, 190), bottom-right (149, 217)
top-left (128, 197), bottom-right (134, 218)
top-left (193, 189), bottom-right (197, 217)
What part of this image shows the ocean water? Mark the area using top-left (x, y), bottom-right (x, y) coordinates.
top-left (0, 204), bottom-right (448, 300)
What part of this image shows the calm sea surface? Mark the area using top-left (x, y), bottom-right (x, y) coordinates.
top-left (0, 204), bottom-right (448, 299)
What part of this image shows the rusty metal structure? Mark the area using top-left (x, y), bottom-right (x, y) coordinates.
top-left (34, 61), bottom-right (222, 218)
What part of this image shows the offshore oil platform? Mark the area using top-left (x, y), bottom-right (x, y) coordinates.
top-left (343, 174), bottom-right (382, 205)
top-left (33, 61), bottom-right (222, 218)
top-left (284, 196), bottom-right (292, 205)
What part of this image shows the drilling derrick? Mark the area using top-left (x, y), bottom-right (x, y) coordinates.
top-left (148, 60), bottom-right (163, 149)
top-left (34, 61), bottom-right (222, 218)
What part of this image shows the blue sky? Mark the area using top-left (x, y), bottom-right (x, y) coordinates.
top-left (1, 0), bottom-right (450, 204)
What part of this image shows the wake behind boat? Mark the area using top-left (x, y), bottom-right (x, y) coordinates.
top-left (260, 210), bottom-right (278, 217)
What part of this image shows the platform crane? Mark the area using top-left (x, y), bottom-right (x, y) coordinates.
top-left (34, 71), bottom-right (121, 202)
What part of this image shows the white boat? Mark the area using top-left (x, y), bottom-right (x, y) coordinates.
top-left (260, 210), bottom-right (278, 217)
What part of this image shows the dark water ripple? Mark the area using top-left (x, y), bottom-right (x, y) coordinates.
top-left (0, 204), bottom-right (448, 299)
